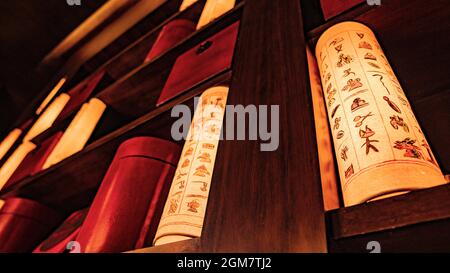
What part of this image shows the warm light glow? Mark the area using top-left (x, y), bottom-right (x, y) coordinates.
top-left (315, 21), bottom-right (447, 206)
top-left (196, 0), bottom-right (236, 30)
top-left (24, 94), bottom-right (71, 142)
top-left (307, 47), bottom-right (340, 211)
top-left (0, 199), bottom-right (4, 210)
top-left (0, 129), bottom-right (22, 161)
top-left (42, 98), bottom-right (106, 169)
top-left (179, 0), bottom-right (198, 11)
top-left (36, 78), bottom-right (67, 115)
top-left (154, 86), bottom-right (229, 246)
top-left (0, 142), bottom-right (36, 190)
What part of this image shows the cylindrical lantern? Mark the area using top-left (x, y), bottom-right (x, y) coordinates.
top-left (196, 0), bottom-right (236, 30)
top-left (179, 0), bottom-right (198, 11)
top-left (315, 21), bottom-right (447, 206)
top-left (0, 128), bottom-right (22, 161)
top-left (0, 197), bottom-right (62, 253)
top-left (42, 98), bottom-right (106, 169)
top-left (76, 137), bottom-right (181, 253)
top-left (33, 208), bottom-right (89, 253)
top-left (0, 142), bottom-right (36, 190)
top-left (144, 19), bottom-right (196, 62)
top-left (154, 86), bottom-right (228, 246)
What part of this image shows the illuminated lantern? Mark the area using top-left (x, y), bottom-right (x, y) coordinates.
top-left (315, 22), bottom-right (447, 206)
top-left (179, 0), bottom-right (198, 11)
top-left (154, 86), bottom-right (228, 246)
top-left (76, 137), bottom-right (181, 252)
top-left (24, 93), bottom-right (70, 142)
top-left (33, 208), bottom-right (89, 253)
top-left (144, 19), bottom-right (196, 62)
top-left (196, 0), bottom-right (236, 30)
top-left (36, 77), bottom-right (67, 115)
top-left (42, 98), bottom-right (106, 169)
top-left (0, 142), bottom-right (36, 190)
top-left (4, 132), bottom-right (63, 189)
top-left (0, 129), bottom-right (22, 161)
top-left (0, 198), bottom-right (62, 252)
top-left (157, 21), bottom-right (238, 106)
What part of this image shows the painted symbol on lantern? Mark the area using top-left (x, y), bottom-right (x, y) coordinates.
top-left (200, 182), bottom-right (208, 192)
top-left (335, 44), bottom-right (343, 53)
top-left (393, 138), bottom-right (424, 159)
top-left (342, 78), bottom-right (363, 92)
top-left (193, 181), bottom-right (208, 192)
top-left (353, 112), bottom-right (373, 127)
top-left (341, 146), bottom-right (349, 161)
top-left (367, 62), bottom-right (381, 69)
top-left (181, 159), bottom-right (190, 168)
top-left (193, 165), bottom-right (210, 177)
top-left (422, 141), bottom-right (437, 165)
top-left (327, 88), bottom-right (336, 100)
top-left (345, 164), bottom-right (354, 179)
top-left (326, 83), bottom-right (332, 94)
top-left (176, 171), bottom-right (187, 180)
top-left (356, 32), bottom-right (364, 39)
top-left (360, 125), bottom-right (379, 154)
top-left (328, 98), bottom-right (336, 107)
top-left (168, 199), bottom-right (179, 214)
top-left (359, 41), bottom-right (373, 50)
top-left (351, 98), bottom-right (369, 112)
top-left (343, 68), bottom-right (356, 78)
top-left (202, 143), bottom-right (215, 150)
top-left (364, 52), bottom-right (377, 61)
top-left (176, 180), bottom-right (185, 189)
top-left (187, 199), bottom-right (200, 213)
top-left (337, 130), bottom-right (344, 139)
top-left (337, 53), bottom-right (353, 67)
top-left (396, 96), bottom-right (409, 107)
top-left (331, 104), bottom-right (341, 118)
top-left (389, 115), bottom-right (409, 132)
top-left (329, 37), bottom-right (344, 47)
top-left (184, 146), bottom-right (194, 156)
top-left (324, 72), bottom-right (331, 83)
top-left (372, 74), bottom-right (390, 95)
top-left (333, 117), bottom-right (341, 130)
top-left (383, 96), bottom-right (401, 113)
top-left (197, 152), bottom-right (212, 163)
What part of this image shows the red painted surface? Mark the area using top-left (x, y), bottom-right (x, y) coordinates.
top-left (144, 19), bottom-right (196, 62)
top-left (5, 131), bottom-right (64, 188)
top-left (156, 21), bottom-right (239, 106)
top-left (0, 198), bottom-right (62, 253)
top-left (75, 136), bottom-right (181, 253)
top-left (33, 208), bottom-right (89, 253)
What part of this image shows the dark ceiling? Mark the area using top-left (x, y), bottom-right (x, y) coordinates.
top-left (0, 0), bottom-right (106, 137)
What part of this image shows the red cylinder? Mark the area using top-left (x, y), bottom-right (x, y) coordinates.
top-left (75, 136), bottom-right (181, 252)
top-left (144, 19), bottom-right (196, 63)
top-left (0, 198), bottom-right (62, 253)
top-left (33, 208), bottom-right (89, 253)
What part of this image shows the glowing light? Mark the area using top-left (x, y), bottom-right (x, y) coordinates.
top-left (0, 142), bottom-right (36, 190)
top-left (179, 0), bottom-right (198, 11)
top-left (0, 129), bottom-right (22, 161)
top-left (42, 98), bottom-right (106, 169)
top-left (36, 77), bottom-right (67, 115)
top-left (196, 0), bottom-right (236, 30)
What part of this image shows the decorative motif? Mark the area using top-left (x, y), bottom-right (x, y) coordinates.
top-left (359, 125), bottom-right (379, 154)
top-left (197, 152), bottom-right (212, 163)
top-left (389, 115), bottom-right (409, 132)
top-left (351, 98), bottom-right (369, 112)
top-left (329, 37), bottom-right (344, 47)
top-left (372, 74), bottom-right (390, 94)
top-left (331, 104), bottom-right (340, 118)
top-left (345, 164), bottom-right (354, 179)
top-left (343, 68), bottom-right (355, 77)
top-left (335, 44), bottom-right (343, 53)
top-left (342, 78), bottom-right (363, 92)
top-left (337, 53), bottom-right (353, 67)
top-left (364, 52), bottom-right (377, 61)
top-left (337, 130), bottom-right (344, 139)
top-left (367, 62), bottom-right (381, 69)
top-left (359, 41), bottom-right (372, 50)
top-left (356, 32), bottom-right (364, 39)
top-left (353, 112), bottom-right (373, 127)
top-left (187, 199), bottom-right (200, 213)
top-left (181, 159), bottom-right (190, 168)
top-left (383, 96), bottom-right (401, 113)
top-left (340, 146), bottom-right (349, 161)
top-left (193, 165), bottom-right (210, 177)
top-left (333, 117), bottom-right (341, 130)
top-left (393, 138), bottom-right (423, 159)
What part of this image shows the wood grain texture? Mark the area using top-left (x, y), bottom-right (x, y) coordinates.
top-left (200, 0), bottom-right (327, 252)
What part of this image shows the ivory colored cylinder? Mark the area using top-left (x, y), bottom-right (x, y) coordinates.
top-left (315, 22), bottom-right (447, 206)
top-left (24, 93), bottom-right (70, 142)
top-left (0, 128), bottom-right (22, 161)
top-left (154, 86), bottom-right (228, 246)
top-left (196, 0), bottom-right (236, 30)
top-left (0, 142), bottom-right (36, 190)
top-left (43, 98), bottom-right (106, 169)
top-left (179, 0), bottom-right (198, 11)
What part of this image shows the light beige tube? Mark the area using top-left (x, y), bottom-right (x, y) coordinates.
top-left (0, 129), bottom-right (22, 161)
top-left (315, 22), bottom-right (447, 206)
top-left (0, 142), bottom-right (36, 190)
top-left (196, 0), bottom-right (236, 30)
top-left (154, 86), bottom-right (228, 246)
top-left (42, 98), bottom-right (106, 169)
top-left (179, 0), bottom-right (199, 11)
